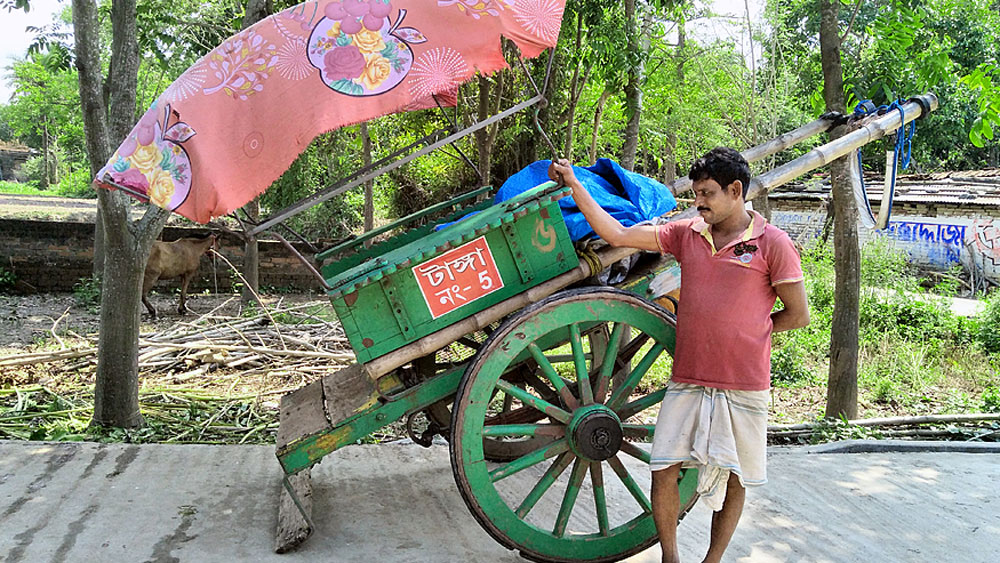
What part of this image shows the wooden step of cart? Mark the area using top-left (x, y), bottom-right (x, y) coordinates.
top-left (274, 363), bottom-right (374, 553)
top-left (273, 360), bottom-right (462, 552)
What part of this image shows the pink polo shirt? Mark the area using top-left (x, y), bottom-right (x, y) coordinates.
top-left (656, 211), bottom-right (804, 391)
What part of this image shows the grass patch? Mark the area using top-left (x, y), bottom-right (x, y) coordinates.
top-left (0, 180), bottom-right (60, 196)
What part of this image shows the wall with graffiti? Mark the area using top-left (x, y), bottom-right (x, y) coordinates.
top-left (771, 210), bottom-right (1000, 284)
top-left (966, 220), bottom-right (1000, 284)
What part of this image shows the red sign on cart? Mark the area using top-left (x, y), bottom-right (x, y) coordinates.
top-left (414, 236), bottom-right (505, 319)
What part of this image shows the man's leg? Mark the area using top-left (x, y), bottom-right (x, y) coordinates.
top-left (703, 471), bottom-right (746, 563)
top-left (651, 464), bottom-right (682, 563)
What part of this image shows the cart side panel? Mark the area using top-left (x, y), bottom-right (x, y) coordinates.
top-left (328, 183), bottom-right (578, 365)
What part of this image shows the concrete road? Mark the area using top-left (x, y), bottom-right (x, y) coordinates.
top-left (0, 440), bottom-right (997, 563)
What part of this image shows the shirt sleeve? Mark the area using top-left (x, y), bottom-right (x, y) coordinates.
top-left (767, 229), bottom-right (805, 286)
top-left (656, 221), bottom-right (686, 260)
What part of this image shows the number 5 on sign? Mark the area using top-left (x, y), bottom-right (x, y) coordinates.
top-left (479, 270), bottom-right (494, 290)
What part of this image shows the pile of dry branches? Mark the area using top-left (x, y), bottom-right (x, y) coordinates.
top-left (0, 298), bottom-right (361, 444)
top-left (0, 298), bottom-right (356, 388)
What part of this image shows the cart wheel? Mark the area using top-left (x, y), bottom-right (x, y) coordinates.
top-left (450, 287), bottom-right (698, 563)
top-left (424, 328), bottom-right (610, 462)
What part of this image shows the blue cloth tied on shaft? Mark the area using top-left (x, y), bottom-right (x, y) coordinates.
top-left (496, 159), bottom-right (678, 241)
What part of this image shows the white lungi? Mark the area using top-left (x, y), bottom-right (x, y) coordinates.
top-left (649, 381), bottom-right (769, 511)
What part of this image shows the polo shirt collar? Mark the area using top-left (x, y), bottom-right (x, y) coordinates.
top-left (690, 210), bottom-right (767, 254)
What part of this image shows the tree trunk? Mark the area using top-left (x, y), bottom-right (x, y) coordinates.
top-left (74, 0), bottom-right (170, 428)
top-left (360, 121), bottom-right (373, 233)
top-left (241, 198), bottom-right (261, 307)
top-left (563, 12), bottom-right (584, 159)
top-left (238, 0), bottom-right (272, 307)
top-left (820, 0), bottom-right (859, 420)
top-left (589, 89), bottom-right (612, 165)
top-left (664, 17), bottom-right (686, 184)
top-left (474, 74), bottom-right (493, 186)
top-left (620, 0), bottom-right (643, 171)
top-left (42, 119), bottom-right (51, 188)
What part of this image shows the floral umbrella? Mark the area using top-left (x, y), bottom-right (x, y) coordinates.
top-left (95, 0), bottom-right (566, 224)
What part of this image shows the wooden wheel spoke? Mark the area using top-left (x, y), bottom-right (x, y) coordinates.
top-left (527, 343), bottom-right (580, 411)
top-left (516, 452), bottom-right (575, 518)
top-left (569, 323), bottom-right (594, 405)
top-left (607, 343), bottom-right (664, 412)
top-left (619, 388), bottom-right (666, 420)
top-left (489, 439), bottom-right (569, 483)
top-left (590, 462), bottom-right (610, 536)
top-left (622, 424), bottom-right (655, 440)
top-left (452, 289), bottom-right (685, 563)
top-left (495, 379), bottom-right (572, 424)
top-left (608, 456), bottom-right (652, 514)
top-left (553, 458), bottom-right (589, 537)
top-left (485, 406), bottom-right (548, 426)
top-left (482, 424), bottom-right (565, 438)
top-left (595, 322), bottom-right (624, 404)
top-left (619, 440), bottom-right (651, 464)
top-left (521, 371), bottom-right (562, 405)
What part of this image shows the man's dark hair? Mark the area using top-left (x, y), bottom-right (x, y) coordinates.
top-left (688, 147), bottom-right (751, 198)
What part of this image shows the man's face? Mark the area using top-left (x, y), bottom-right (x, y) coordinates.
top-left (693, 178), bottom-right (742, 225)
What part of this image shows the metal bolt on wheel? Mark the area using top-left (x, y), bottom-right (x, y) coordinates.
top-left (450, 288), bottom-right (699, 563)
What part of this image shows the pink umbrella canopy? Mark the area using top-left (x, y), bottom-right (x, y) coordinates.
top-left (95, 0), bottom-right (567, 224)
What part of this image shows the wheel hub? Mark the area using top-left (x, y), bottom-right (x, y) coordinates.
top-left (567, 405), bottom-right (623, 462)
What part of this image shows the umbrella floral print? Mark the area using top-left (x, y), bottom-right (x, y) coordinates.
top-left (95, 0), bottom-right (566, 223)
top-left (308, 1), bottom-right (429, 95)
top-left (104, 104), bottom-right (195, 211)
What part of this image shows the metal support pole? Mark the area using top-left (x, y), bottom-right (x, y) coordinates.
top-left (251, 95), bottom-right (545, 236)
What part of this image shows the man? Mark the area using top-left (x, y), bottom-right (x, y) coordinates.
top-left (549, 147), bottom-right (809, 563)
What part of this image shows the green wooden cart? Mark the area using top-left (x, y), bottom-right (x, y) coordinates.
top-left (273, 94), bottom-right (938, 562)
top-left (275, 179), bottom-right (695, 562)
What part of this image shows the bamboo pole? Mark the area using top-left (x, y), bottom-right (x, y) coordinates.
top-left (671, 115), bottom-right (837, 195)
top-left (746, 94), bottom-right (938, 201)
top-left (768, 412), bottom-right (1000, 432)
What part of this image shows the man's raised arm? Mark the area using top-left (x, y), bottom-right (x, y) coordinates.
top-left (548, 159), bottom-right (662, 253)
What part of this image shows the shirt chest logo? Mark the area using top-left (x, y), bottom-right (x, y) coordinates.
top-left (732, 241), bottom-right (758, 265)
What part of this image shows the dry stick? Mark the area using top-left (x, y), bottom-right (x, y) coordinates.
top-left (207, 249), bottom-right (287, 350)
top-left (0, 348), bottom-right (95, 366)
top-left (48, 306), bottom-right (71, 349)
top-left (768, 413), bottom-right (1000, 432)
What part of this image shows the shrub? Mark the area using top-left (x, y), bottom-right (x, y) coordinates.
top-left (771, 344), bottom-right (814, 386)
top-left (976, 290), bottom-right (1000, 354)
top-left (982, 386), bottom-right (1000, 412)
top-left (0, 266), bottom-right (15, 290)
top-left (55, 168), bottom-right (97, 198)
top-left (73, 276), bottom-right (101, 312)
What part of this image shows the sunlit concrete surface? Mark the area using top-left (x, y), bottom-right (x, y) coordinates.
top-left (0, 440), bottom-right (997, 562)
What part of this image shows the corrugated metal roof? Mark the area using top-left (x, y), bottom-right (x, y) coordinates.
top-left (769, 168), bottom-right (1000, 206)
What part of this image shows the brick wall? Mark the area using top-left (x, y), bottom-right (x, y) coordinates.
top-left (0, 218), bottom-right (326, 294)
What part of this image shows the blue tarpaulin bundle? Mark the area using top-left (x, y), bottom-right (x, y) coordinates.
top-left (495, 159), bottom-right (677, 241)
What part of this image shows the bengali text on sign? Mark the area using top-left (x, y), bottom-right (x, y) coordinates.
top-left (413, 236), bottom-right (505, 319)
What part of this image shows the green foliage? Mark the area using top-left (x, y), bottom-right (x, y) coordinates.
top-left (770, 343), bottom-right (815, 386)
top-left (54, 168), bottom-right (96, 198)
top-left (975, 290), bottom-right (1000, 354)
top-left (961, 63), bottom-right (1000, 148)
top-left (0, 266), bottom-right (15, 290)
top-left (72, 276), bottom-right (102, 312)
top-left (0, 180), bottom-right (57, 196)
top-left (982, 386), bottom-right (1000, 413)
